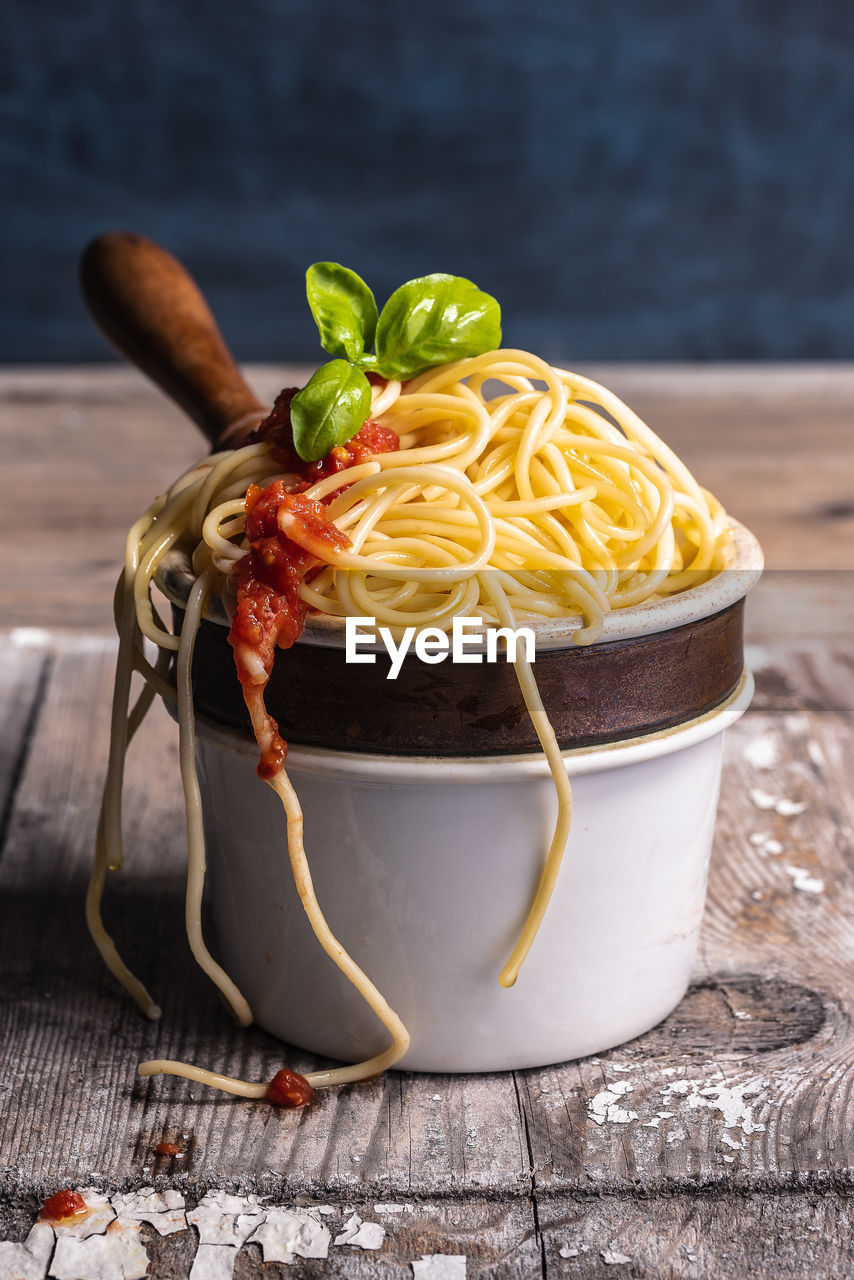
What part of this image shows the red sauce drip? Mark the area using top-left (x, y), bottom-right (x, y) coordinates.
top-left (229, 488), bottom-right (349, 778)
top-left (155, 1141), bottom-right (182, 1156)
top-left (265, 1067), bottom-right (317, 1108)
top-left (229, 390), bottom-right (399, 779)
top-left (40, 1190), bottom-right (87, 1223)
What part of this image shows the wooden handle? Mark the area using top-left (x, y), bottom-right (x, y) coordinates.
top-left (80, 231), bottom-right (268, 445)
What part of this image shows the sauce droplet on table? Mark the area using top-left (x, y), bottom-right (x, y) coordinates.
top-left (40, 1190), bottom-right (87, 1223)
top-left (266, 1068), bottom-right (317, 1108)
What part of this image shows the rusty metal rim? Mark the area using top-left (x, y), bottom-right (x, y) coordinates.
top-left (172, 595), bottom-right (747, 756)
top-left (180, 667), bottom-right (754, 779)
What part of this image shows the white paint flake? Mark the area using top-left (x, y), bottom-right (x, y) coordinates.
top-left (776, 799), bottom-right (807, 817)
top-left (721, 1133), bottom-right (743, 1150)
top-left (558, 1245), bottom-right (579, 1258)
top-left (248, 1208), bottom-right (330, 1264)
top-left (602, 1248), bottom-right (632, 1264)
top-left (187, 1192), bottom-right (265, 1247)
top-left (334, 1214), bottom-right (385, 1250)
top-left (189, 1244), bottom-right (236, 1280)
top-left (743, 734), bottom-right (779, 769)
top-left (749, 832), bottom-right (784, 856)
top-left (749, 789), bottom-right (807, 817)
top-left (185, 1192), bottom-right (268, 1280)
top-left (660, 1077), bottom-right (767, 1135)
top-left (50, 1220), bottom-right (148, 1280)
top-left (110, 1188), bottom-right (186, 1236)
top-left (641, 1111), bottom-right (675, 1129)
top-left (784, 865), bottom-right (825, 894)
top-left (661, 1079), bottom-right (691, 1096)
top-left (734, 1010), bottom-right (751, 1020)
top-left (412, 1256), bottom-right (466, 1279)
top-left (588, 1080), bottom-right (638, 1126)
top-left (375, 1204), bottom-right (414, 1214)
top-left (698, 1083), bottom-right (766, 1134)
top-left (0, 1223), bottom-right (54, 1280)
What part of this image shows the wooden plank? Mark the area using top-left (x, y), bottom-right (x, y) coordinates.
top-left (4, 1187), bottom-right (853, 1277)
top-left (536, 1189), bottom-right (854, 1277)
top-left (1, 365), bottom-right (853, 629)
top-left (745, 571), bottom-right (854, 644)
top-left (0, 642), bottom-right (47, 855)
top-left (2, 638), bottom-right (854, 1207)
top-left (0, 1194), bottom-right (540, 1279)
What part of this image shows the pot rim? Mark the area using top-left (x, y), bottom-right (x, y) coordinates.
top-left (158, 518), bottom-right (762, 652)
top-left (188, 667), bottom-right (754, 783)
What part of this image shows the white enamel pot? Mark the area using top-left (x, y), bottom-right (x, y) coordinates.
top-left (196, 675), bottom-right (753, 1072)
top-left (186, 523), bottom-right (762, 1073)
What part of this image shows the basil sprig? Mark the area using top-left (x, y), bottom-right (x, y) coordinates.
top-left (290, 264), bottom-right (501, 461)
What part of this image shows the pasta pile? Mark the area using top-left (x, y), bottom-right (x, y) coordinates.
top-left (88, 349), bottom-right (731, 1101)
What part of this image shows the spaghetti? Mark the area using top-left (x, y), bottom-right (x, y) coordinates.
top-left (89, 349), bottom-right (732, 1103)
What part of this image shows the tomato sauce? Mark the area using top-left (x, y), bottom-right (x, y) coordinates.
top-left (40, 1190), bottom-right (87, 1224)
top-left (265, 1067), bottom-right (317, 1108)
top-left (229, 390), bottom-right (398, 779)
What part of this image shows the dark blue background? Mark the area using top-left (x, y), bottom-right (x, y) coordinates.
top-left (4, 0), bottom-right (854, 362)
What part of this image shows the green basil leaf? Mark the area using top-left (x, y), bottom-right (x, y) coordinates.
top-left (374, 273), bottom-right (502, 378)
top-left (306, 262), bottom-right (378, 362)
top-left (290, 360), bottom-right (372, 462)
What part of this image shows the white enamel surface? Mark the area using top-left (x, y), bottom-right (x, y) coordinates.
top-left (195, 677), bottom-right (752, 1073)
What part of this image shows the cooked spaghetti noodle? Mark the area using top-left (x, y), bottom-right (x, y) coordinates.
top-left (90, 349), bottom-right (731, 1100)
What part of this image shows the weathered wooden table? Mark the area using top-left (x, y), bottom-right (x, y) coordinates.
top-left (1, 367), bottom-right (853, 1278)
